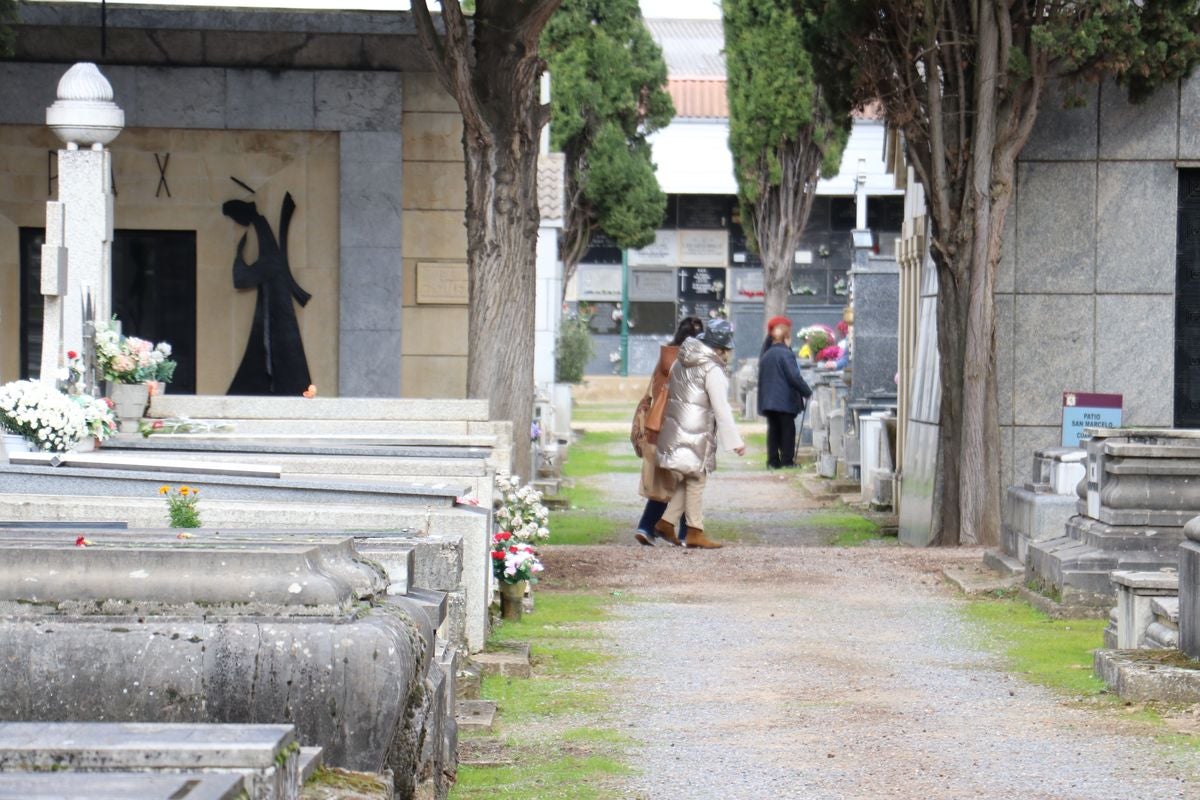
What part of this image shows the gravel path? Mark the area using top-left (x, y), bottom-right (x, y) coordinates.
top-left (558, 431), bottom-right (1200, 799)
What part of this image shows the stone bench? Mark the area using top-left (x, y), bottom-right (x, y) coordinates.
top-left (0, 536), bottom-right (454, 798)
top-left (0, 722), bottom-right (300, 800)
top-left (0, 772), bottom-right (247, 799)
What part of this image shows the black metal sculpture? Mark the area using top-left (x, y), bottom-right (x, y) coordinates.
top-left (222, 192), bottom-right (312, 396)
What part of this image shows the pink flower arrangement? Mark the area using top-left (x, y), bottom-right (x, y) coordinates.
top-left (817, 345), bottom-right (843, 362)
top-left (491, 531), bottom-right (544, 585)
top-left (797, 324), bottom-right (838, 355)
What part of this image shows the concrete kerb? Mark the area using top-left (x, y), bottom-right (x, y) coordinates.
top-left (0, 772), bottom-right (247, 800)
top-left (1094, 649), bottom-right (1200, 703)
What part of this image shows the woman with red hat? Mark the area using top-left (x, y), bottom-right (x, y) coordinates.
top-left (757, 315), bottom-right (812, 469)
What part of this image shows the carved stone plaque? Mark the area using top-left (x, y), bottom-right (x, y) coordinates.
top-left (417, 262), bottom-right (469, 305)
top-left (629, 268), bottom-right (676, 301)
top-left (679, 229), bottom-right (728, 266)
top-left (578, 264), bottom-right (623, 300)
top-left (627, 230), bottom-right (678, 266)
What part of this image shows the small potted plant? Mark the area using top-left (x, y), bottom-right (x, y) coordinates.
top-left (491, 531), bottom-right (544, 621)
top-left (95, 318), bottom-right (177, 433)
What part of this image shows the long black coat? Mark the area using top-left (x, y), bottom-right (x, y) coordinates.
top-left (758, 341), bottom-right (812, 416)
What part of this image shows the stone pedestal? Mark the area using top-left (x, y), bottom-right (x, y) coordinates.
top-left (1179, 515), bottom-right (1200, 659)
top-left (1026, 430), bottom-right (1200, 608)
top-left (1000, 447), bottom-right (1086, 565)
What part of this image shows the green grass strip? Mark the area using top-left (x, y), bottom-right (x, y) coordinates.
top-left (963, 597), bottom-right (1108, 696)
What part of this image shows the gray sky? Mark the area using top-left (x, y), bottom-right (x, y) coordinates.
top-left (31, 0), bottom-right (722, 18)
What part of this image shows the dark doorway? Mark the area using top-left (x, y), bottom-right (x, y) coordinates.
top-left (19, 229), bottom-right (197, 393)
top-left (1175, 169), bottom-right (1200, 427)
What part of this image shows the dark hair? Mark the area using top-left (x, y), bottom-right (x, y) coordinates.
top-left (671, 316), bottom-right (704, 346)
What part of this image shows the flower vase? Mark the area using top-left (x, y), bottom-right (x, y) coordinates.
top-left (499, 580), bottom-right (527, 622)
top-left (72, 437), bottom-right (97, 453)
top-left (1, 433), bottom-right (31, 455)
top-left (109, 382), bottom-right (150, 434)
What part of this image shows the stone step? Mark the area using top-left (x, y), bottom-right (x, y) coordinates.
top-left (455, 700), bottom-right (497, 733)
top-left (942, 564), bottom-right (1020, 596)
top-left (473, 641), bottom-right (532, 678)
top-left (982, 549), bottom-right (1024, 577)
top-left (0, 772), bottom-right (246, 800)
top-left (1016, 584), bottom-right (1110, 620)
top-left (298, 747), bottom-right (324, 784)
top-left (456, 662), bottom-right (482, 701)
top-left (0, 722), bottom-right (296, 800)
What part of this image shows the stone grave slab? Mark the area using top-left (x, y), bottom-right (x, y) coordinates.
top-left (0, 772), bottom-right (246, 800)
top-left (0, 722), bottom-right (298, 800)
top-left (0, 535), bottom-right (449, 791)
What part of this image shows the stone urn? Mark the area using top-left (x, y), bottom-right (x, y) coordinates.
top-left (109, 382), bottom-right (149, 433)
top-left (499, 581), bottom-right (527, 622)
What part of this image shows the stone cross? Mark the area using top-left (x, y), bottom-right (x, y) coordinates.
top-left (39, 63), bottom-right (124, 385)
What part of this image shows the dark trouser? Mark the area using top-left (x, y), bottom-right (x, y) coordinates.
top-left (764, 410), bottom-right (798, 469)
top-left (636, 499), bottom-right (687, 539)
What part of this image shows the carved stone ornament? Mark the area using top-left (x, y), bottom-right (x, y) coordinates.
top-left (46, 63), bottom-right (125, 150)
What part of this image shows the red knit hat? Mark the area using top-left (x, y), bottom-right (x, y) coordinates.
top-left (766, 315), bottom-right (793, 331)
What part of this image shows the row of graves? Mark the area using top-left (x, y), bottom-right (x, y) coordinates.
top-left (994, 429), bottom-right (1200, 702)
top-left (0, 393), bottom-right (516, 799)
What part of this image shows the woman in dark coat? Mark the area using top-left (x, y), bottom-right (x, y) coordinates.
top-left (757, 316), bottom-right (812, 469)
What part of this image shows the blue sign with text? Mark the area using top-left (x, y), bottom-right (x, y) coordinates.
top-left (1061, 392), bottom-right (1123, 447)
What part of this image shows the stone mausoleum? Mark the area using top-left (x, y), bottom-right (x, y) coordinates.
top-left (0, 2), bottom-right (489, 399)
top-left (895, 74), bottom-right (1200, 544)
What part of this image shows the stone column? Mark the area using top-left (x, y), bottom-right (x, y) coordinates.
top-left (39, 63), bottom-right (124, 383)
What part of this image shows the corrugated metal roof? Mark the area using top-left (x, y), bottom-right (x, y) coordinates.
top-left (667, 78), bottom-right (728, 119)
top-left (644, 18), bottom-right (725, 78)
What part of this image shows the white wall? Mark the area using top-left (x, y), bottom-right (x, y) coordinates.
top-left (648, 117), bottom-right (902, 198)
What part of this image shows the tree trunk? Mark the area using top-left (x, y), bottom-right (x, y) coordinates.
top-left (412, 0), bottom-right (560, 481)
top-left (752, 138), bottom-right (821, 328)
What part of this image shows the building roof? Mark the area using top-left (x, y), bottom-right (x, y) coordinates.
top-left (644, 18), bottom-right (725, 78)
top-left (666, 78), bottom-right (728, 119)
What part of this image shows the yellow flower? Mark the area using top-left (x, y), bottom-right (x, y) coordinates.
top-left (159, 486), bottom-right (170, 495)
top-left (179, 486), bottom-right (190, 496)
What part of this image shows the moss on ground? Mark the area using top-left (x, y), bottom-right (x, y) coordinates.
top-left (549, 512), bottom-right (622, 545)
top-left (452, 592), bottom-right (627, 799)
top-left (963, 597), bottom-right (1108, 696)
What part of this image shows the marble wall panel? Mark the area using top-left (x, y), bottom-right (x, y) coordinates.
top-left (226, 69), bottom-right (315, 131)
top-left (1182, 73), bottom-right (1200, 160)
top-left (342, 329), bottom-right (402, 396)
top-left (315, 71), bottom-right (402, 132)
top-left (1013, 294), bottom-right (1094, 426)
top-left (1099, 78), bottom-right (1178, 160)
top-left (338, 247), bottom-right (403, 332)
top-left (1012, 425), bottom-right (1062, 485)
top-left (1095, 294), bottom-right (1173, 427)
top-left (401, 307), bottom-right (469, 357)
top-left (996, 293), bottom-right (1014, 427)
top-left (999, 423), bottom-right (1015, 493)
top-left (1097, 161), bottom-right (1176, 293)
top-left (1022, 81), bottom-right (1099, 161)
top-left (1015, 162), bottom-right (1096, 294)
top-left (134, 67), bottom-right (226, 129)
top-left (402, 112), bottom-right (464, 162)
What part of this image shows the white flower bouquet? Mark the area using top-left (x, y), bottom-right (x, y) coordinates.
top-left (73, 393), bottom-right (118, 442)
top-left (0, 380), bottom-right (88, 452)
top-left (493, 473), bottom-right (550, 543)
top-left (95, 318), bottom-right (177, 385)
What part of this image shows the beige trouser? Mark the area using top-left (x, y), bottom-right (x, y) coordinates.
top-left (660, 472), bottom-right (707, 531)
